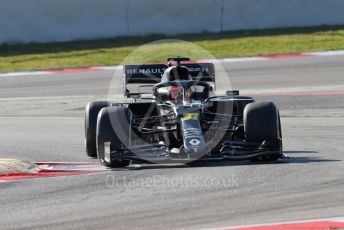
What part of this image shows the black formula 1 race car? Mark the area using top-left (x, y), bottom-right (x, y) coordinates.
top-left (85, 57), bottom-right (283, 167)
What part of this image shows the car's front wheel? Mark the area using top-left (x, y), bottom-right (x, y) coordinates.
top-left (85, 101), bottom-right (110, 158)
top-left (96, 106), bottom-right (131, 167)
top-left (244, 102), bottom-right (283, 162)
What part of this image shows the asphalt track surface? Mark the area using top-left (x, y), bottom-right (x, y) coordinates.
top-left (1, 55), bottom-right (344, 229)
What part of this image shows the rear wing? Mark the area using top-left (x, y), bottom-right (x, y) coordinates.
top-left (124, 64), bottom-right (168, 84)
top-left (124, 62), bottom-right (215, 84)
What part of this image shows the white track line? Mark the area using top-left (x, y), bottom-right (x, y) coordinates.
top-left (0, 95), bottom-right (94, 101)
top-left (306, 50), bottom-right (344, 56)
top-left (0, 71), bottom-right (52, 78)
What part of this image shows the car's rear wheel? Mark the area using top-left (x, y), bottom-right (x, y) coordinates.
top-left (96, 106), bottom-right (131, 167)
top-left (85, 101), bottom-right (110, 158)
top-left (244, 102), bottom-right (282, 162)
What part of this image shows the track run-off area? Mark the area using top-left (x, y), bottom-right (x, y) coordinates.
top-left (0, 53), bottom-right (344, 229)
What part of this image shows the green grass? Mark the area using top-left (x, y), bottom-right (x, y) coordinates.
top-left (1, 25), bottom-right (344, 72)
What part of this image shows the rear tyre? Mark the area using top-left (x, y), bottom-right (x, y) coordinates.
top-left (244, 102), bottom-right (282, 162)
top-left (96, 106), bottom-right (131, 167)
top-left (85, 101), bottom-right (110, 158)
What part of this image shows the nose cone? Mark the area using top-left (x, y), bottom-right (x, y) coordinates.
top-left (181, 114), bottom-right (206, 156)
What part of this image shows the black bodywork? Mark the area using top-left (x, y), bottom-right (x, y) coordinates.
top-left (87, 57), bottom-right (283, 165)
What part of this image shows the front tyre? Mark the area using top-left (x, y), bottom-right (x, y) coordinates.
top-left (244, 102), bottom-right (283, 162)
top-left (96, 106), bottom-right (131, 167)
top-left (85, 101), bottom-right (110, 158)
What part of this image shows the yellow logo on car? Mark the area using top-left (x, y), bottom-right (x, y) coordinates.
top-left (183, 113), bottom-right (199, 121)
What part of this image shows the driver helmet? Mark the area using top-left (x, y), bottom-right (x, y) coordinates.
top-left (161, 66), bottom-right (192, 103)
